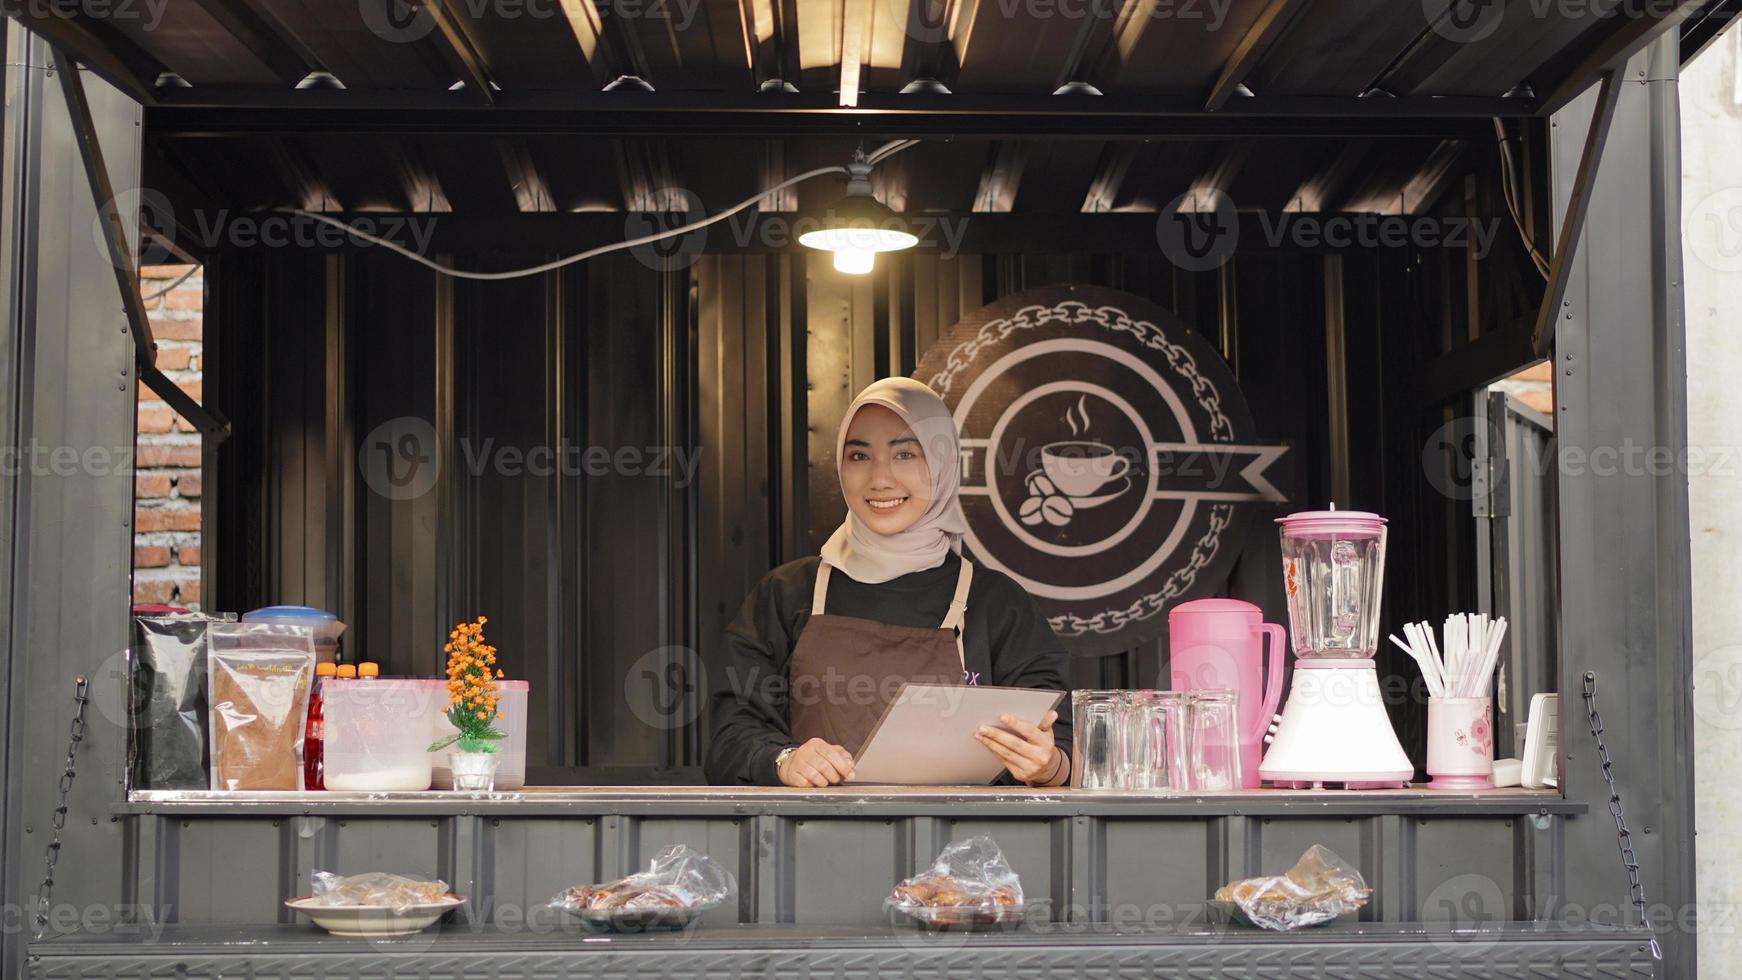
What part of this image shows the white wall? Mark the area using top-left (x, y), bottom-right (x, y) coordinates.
top-left (1681, 26), bottom-right (1742, 979)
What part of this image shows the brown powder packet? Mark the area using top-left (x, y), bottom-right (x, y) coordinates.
top-left (207, 624), bottom-right (315, 791)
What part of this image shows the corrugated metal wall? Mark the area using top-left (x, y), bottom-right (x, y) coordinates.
top-left (209, 242), bottom-right (1459, 780)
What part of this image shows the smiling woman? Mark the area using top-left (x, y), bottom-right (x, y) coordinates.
top-left (704, 378), bottom-right (1073, 788)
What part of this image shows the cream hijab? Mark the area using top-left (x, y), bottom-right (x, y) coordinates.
top-left (820, 378), bottom-right (968, 584)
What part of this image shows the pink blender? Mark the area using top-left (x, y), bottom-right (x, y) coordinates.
top-left (1259, 508), bottom-right (1413, 788)
top-left (1167, 599), bottom-right (1287, 789)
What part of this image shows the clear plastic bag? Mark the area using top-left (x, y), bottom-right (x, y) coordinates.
top-left (549, 845), bottom-right (736, 930)
top-left (206, 623), bottom-right (316, 791)
top-left (1212, 844), bottom-right (1371, 930)
top-left (309, 871), bottom-right (451, 912)
top-left (885, 835), bottom-right (1025, 927)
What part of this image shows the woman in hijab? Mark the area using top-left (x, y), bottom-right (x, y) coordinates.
top-left (705, 377), bottom-right (1072, 787)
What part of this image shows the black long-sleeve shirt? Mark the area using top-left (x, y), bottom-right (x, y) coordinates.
top-left (703, 553), bottom-right (1073, 785)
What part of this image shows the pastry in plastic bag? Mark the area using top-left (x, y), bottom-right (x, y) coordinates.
top-left (309, 871), bottom-right (451, 912)
top-left (550, 845), bottom-right (735, 929)
top-left (886, 835), bottom-right (1024, 927)
top-left (1213, 845), bottom-right (1370, 930)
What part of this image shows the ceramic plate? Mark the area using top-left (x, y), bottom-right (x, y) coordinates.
top-left (285, 893), bottom-right (465, 936)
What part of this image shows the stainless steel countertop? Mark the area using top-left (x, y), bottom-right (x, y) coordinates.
top-left (118, 784), bottom-right (1579, 816)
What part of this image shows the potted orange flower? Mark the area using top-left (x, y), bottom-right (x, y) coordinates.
top-left (428, 616), bottom-right (506, 790)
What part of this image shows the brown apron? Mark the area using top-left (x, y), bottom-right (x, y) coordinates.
top-left (788, 559), bottom-right (974, 756)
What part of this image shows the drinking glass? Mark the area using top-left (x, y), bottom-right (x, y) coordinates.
top-left (1118, 691), bottom-right (1188, 792)
top-left (1187, 689), bottom-right (1243, 791)
top-left (1071, 691), bottom-right (1123, 790)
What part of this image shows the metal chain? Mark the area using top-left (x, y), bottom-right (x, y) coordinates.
top-left (32, 676), bottom-right (90, 941)
top-left (1581, 670), bottom-right (1662, 961)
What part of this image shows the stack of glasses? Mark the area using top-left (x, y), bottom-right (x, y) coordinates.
top-left (1070, 689), bottom-right (1242, 792)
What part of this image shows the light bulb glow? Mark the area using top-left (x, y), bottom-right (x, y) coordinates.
top-left (832, 248), bottom-right (876, 275)
top-left (798, 226), bottom-right (919, 252)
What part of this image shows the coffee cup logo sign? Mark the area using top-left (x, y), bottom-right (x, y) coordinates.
top-left (917, 285), bottom-right (1289, 656)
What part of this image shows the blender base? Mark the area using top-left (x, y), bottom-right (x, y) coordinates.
top-left (1259, 659), bottom-right (1415, 789)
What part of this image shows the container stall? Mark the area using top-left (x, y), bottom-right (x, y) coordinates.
top-left (0, 2), bottom-right (1723, 977)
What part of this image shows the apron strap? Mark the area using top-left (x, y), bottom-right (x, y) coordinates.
top-left (811, 561), bottom-right (833, 615)
top-left (940, 559), bottom-right (973, 668)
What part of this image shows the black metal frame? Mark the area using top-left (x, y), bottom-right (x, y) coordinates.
top-left (1531, 69), bottom-right (1621, 359)
top-left (50, 47), bottom-right (231, 441)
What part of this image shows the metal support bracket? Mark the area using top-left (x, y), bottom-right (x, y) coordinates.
top-left (50, 47), bottom-right (232, 442)
top-left (1531, 70), bottom-right (1622, 360)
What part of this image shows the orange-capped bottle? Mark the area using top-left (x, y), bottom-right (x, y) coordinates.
top-left (305, 662), bottom-right (337, 791)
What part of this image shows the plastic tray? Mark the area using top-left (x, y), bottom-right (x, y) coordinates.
top-left (885, 902), bottom-right (1027, 931)
top-left (558, 903), bottom-right (717, 933)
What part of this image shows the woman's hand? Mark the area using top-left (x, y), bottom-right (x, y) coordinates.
top-left (976, 710), bottom-right (1067, 786)
top-left (777, 738), bottom-right (856, 787)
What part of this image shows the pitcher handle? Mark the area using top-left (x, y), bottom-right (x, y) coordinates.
top-left (1250, 623), bottom-right (1289, 742)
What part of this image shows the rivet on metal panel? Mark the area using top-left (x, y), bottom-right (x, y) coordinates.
top-left (492, 819), bottom-right (500, 827)
top-left (271, 820), bottom-right (279, 828)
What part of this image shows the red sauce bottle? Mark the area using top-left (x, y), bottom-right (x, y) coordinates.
top-left (305, 662), bottom-right (338, 790)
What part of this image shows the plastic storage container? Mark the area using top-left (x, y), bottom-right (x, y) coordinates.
top-left (242, 606), bottom-right (347, 664)
top-left (423, 679), bottom-right (529, 790)
top-left (321, 679), bottom-right (441, 791)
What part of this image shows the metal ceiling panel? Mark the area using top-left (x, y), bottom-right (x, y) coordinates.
top-left (94, 1), bottom-right (283, 87)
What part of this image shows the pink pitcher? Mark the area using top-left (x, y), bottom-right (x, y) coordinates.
top-left (1168, 598), bottom-right (1287, 789)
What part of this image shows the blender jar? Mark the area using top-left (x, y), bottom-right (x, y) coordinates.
top-left (1277, 510), bottom-right (1388, 659)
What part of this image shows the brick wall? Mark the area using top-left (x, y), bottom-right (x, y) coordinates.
top-left (132, 264), bottom-right (203, 609)
top-left (1492, 361), bottom-right (1553, 416)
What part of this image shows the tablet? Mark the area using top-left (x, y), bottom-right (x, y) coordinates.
top-left (846, 683), bottom-right (1066, 785)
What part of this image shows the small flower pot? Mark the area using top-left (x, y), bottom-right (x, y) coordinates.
top-left (449, 750), bottom-right (500, 792)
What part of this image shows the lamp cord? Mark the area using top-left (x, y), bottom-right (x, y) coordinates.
top-left (278, 139), bottom-right (919, 282)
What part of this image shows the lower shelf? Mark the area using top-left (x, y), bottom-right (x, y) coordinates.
top-left (27, 922), bottom-right (1658, 979)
